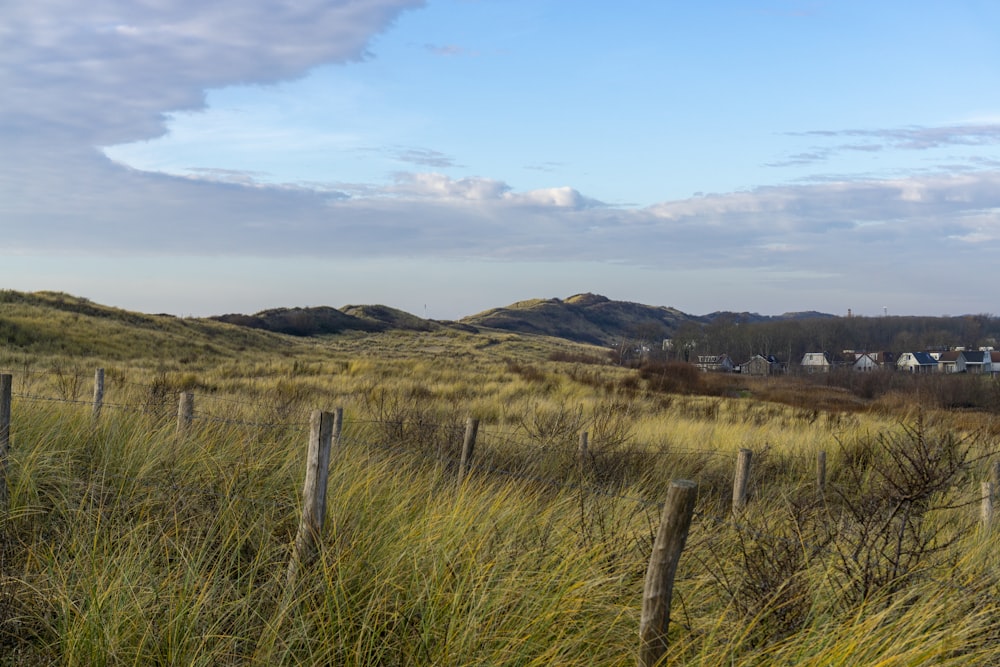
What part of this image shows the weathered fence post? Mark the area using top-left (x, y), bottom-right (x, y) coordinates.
top-left (0, 374), bottom-right (11, 510)
top-left (982, 481), bottom-right (994, 530)
top-left (639, 479), bottom-right (698, 667)
top-left (287, 410), bottom-right (336, 587)
top-left (578, 431), bottom-right (589, 477)
top-left (816, 450), bottom-right (827, 497)
top-left (458, 417), bottom-right (479, 484)
top-left (92, 368), bottom-right (105, 420)
top-left (732, 448), bottom-right (753, 514)
top-left (177, 392), bottom-right (194, 435)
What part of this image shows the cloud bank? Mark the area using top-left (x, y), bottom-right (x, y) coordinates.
top-left (3, 0), bottom-right (1000, 317)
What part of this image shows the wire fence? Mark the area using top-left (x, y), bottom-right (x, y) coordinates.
top-left (3, 365), bottom-right (999, 608)
top-left (3, 366), bottom-right (995, 506)
top-left (2, 368), bottom-right (703, 509)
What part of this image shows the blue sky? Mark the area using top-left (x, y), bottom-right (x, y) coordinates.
top-left (4, 1), bottom-right (1000, 319)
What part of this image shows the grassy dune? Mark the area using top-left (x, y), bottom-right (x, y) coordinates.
top-left (1, 292), bottom-right (1000, 664)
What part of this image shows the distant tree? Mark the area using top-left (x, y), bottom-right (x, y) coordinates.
top-left (670, 321), bottom-right (704, 362)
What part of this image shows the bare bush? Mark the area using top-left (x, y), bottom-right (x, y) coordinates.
top-left (357, 384), bottom-right (463, 461)
top-left (725, 513), bottom-right (816, 643)
top-left (639, 361), bottom-right (703, 395)
top-left (511, 400), bottom-right (585, 447)
top-left (824, 414), bottom-right (981, 606)
top-left (52, 364), bottom-right (85, 401)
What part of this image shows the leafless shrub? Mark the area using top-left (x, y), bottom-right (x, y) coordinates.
top-left (731, 519), bottom-right (813, 642)
top-left (52, 364), bottom-right (85, 401)
top-left (357, 384), bottom-right (462, 461)
top-left (824, 414), bottom-right (981, 606)
top-left (587, 398), bottom-right (636, 451)
top-left (639, 361), bottom-right (703, 395)
top-left (512, 400), bottom-right (584, 447)
top-left (141, 370), bottom-right (174, 421)
top-left (270, 379), bottom-right (309, 422)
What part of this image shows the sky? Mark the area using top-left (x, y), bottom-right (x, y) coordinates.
top-left (3, 1), bottom-right (1000, 320)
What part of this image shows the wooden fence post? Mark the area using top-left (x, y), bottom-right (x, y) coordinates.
top-left (0, 374), bottom-right (11, 510)
top-left (92, 368), bottom-right (105, 420)
top-left (458, 417), bottom-right (479, 484)
top-left (816, 450), bottom-right (826, 497)
top-left (732, 448), bottom-right (752, 514)
top-left (177, 392), bottom-right (194, 435)
top-left (982, 481), bottom-right (994, 530)
top-left (639, 479), bottom-right (698, 667)
top-left (287, 410), bottom-right (336, 587)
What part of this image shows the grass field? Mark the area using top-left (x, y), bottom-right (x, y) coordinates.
top-left (2, 292), bottom-right (1000, 664)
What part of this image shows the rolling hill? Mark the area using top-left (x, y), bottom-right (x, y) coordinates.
top-left (0, 289), bottom-right (298, 363)
top-left (459, 293), bottom-right (700, 346)
top-left (1, 289), bottom-right (842, 362)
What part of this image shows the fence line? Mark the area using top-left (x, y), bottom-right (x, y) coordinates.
top-left (10, 390), bottom-right (309, 428)
top-left (5, 383), bottom-right (995, 522)
top-left (3, 374), bottom-right (999, 661)
top-left (5, 384), bottom-right (734, 458)
top-left (4, 370), bottom-right (998, 567)
top-left (0, 366), bottom-right (741, 458)
top-left (4, 385), bottom-right (675, 510)
top-left (9, 411), bottom-right (980, 605)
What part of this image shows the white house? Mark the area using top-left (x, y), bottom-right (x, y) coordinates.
top-left (801, 352), bottom-right (833, 373)
top-left (853, 353), bottom-right (880, 372)
top-left (936, 351), bottom-right (960, 373)
top-left (896, 352), bottom-right (938, 373)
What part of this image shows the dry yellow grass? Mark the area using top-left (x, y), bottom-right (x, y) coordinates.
top-left (3, 298), bottom-right (1000, 663)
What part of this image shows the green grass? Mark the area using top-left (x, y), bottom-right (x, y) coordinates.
top-left (2, 398), bottom-right (651, 664)
top-left (3, 374), bottom-right (1000, 664)
top-left (3, 292), bottom-right (1000, 663)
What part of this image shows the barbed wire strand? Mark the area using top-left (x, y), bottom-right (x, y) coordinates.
top-left (5, 382), bottom-right (995, 592)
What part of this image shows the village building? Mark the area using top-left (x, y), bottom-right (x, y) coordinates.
top-left (896, 352), bottom-right (938, 373)
top-left (848, 351), bottom-right (894, 372)
top-left (957, 350), bottom-right (990, 374)
top-left (695, 354), bottom-right (735, 373)
top-left (801, 352), bottom-right (834, 373)
top-left (740, 354), bottom-right (782, 376)
top-left (936, 351), bottom-right (960, 373)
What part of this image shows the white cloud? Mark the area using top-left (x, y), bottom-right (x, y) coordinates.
top-left (4, 1), bottom-right (1000, 319)
top-left (387, 172), bottom-right (510, 199)
top-left (505, 186), bottom-right (602, 209)
top-left (2, 0), bottom-right (424, 147)
top-left (645, 173), bottom-right (1000, 238)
